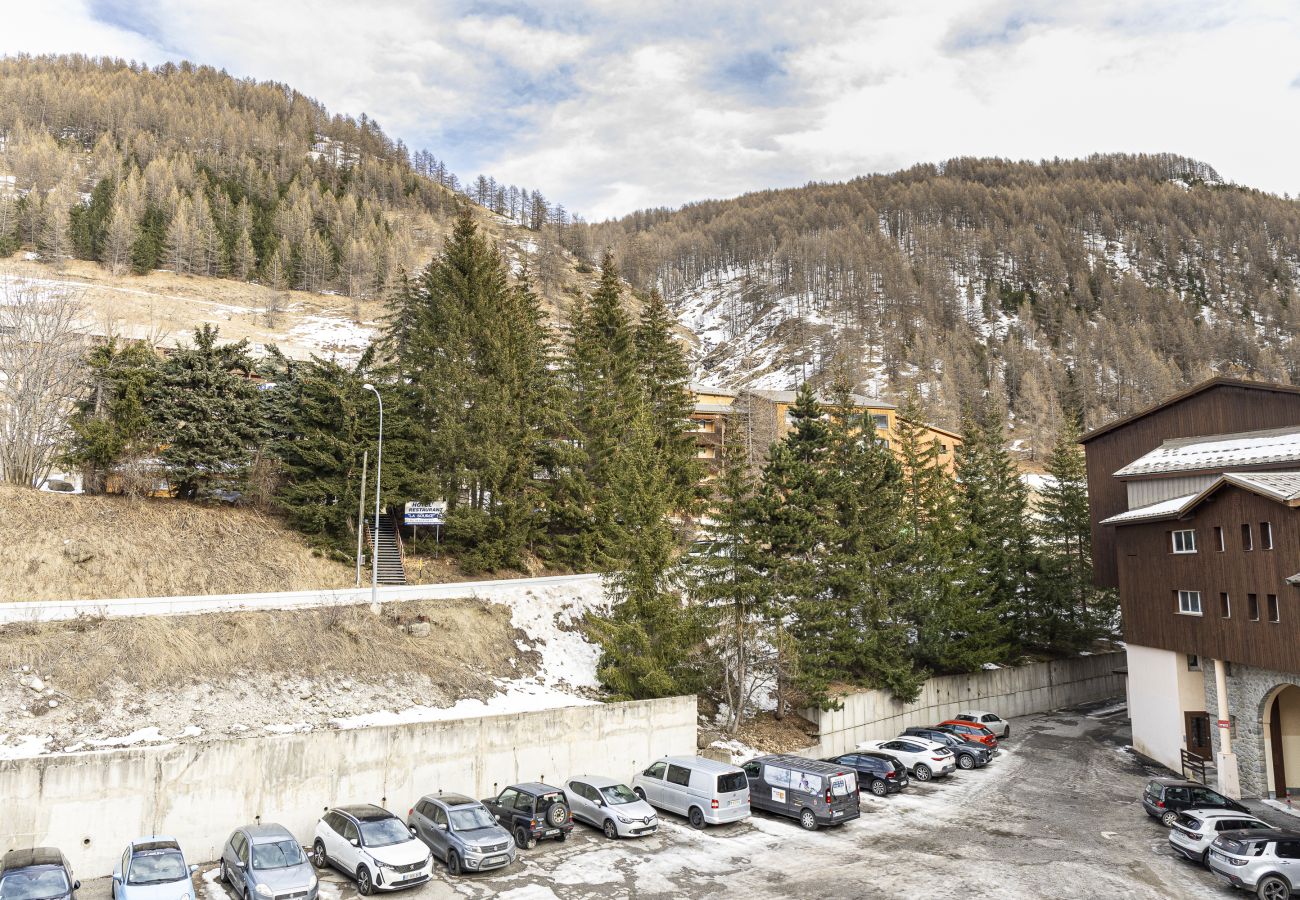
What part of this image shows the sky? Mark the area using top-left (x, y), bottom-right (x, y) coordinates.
top-left (4, 0), bottom-right (1300, 220)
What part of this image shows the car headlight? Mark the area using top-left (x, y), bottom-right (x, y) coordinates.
top-left (255, 885), bottom-right (273, 898)
top-left (616, 815), bottom-right (633, 824)
top-left (308, 875), bottom-right (318, 890)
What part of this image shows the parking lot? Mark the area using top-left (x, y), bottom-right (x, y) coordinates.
top-left (86, 702), bottom-right (1296, 899)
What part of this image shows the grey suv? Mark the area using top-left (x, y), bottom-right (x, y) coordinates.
top-left (407, 794), bottom-right (515, 876)
top-left (1208, 828), bottom-right (1300, 899)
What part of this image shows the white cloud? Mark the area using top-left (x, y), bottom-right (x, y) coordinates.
top-left (2, 1), bottom-right (1298, 218)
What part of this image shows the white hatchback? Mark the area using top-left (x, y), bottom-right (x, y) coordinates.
top-left (954, 710), bottom-right (1010, 738)
top-left (858, 738), bottom-right (956, 781)
top-left (1169, 809), bottom-right (1277, 865)
top-left (564, 775), bottom-right (658, 839)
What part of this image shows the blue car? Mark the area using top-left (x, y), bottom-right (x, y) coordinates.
top-left (111, 839), bottom-right (197, 900)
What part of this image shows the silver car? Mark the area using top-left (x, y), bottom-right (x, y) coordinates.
top-left (219, 825), bottom-right (318, 900)
top-left (564, 776), bottom-right (658, 839)
top-left (1207, 828), bottom-right (1300, 899)
top-left (407, 794), bottom-right (515, 876)
top-left (1169, 810), bottom-right (1276, 865)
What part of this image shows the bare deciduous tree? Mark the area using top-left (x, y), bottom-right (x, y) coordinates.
top-left (0, 278), bottom-right (87, 487)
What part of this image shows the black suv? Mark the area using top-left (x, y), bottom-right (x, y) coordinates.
top-left (823, 752), bottom-right (909, 796)
top-left (0, 848), bottom-right (78, 900)
top-left (902, 727), bottom-right (991, 770)
top-left (1141, 778), bottom-right (1248, 827)
top-left (482, 783), bottom-right (574, 849)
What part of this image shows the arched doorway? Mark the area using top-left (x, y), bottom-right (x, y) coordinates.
top-left (1262, 685), bottom-right (1300, 800)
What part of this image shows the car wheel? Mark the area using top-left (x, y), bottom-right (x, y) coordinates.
top-left (310, 840), bottom-right (328, 870)
top-left (603, 819), bottom-right (618, 839)
top-left (799, 809), bottom-right (818, 831)
top-left (1160, 810), bottom-right (1178, 828)
top-left (219, 861), bottom-right (228, 884)
top-left (515, 827), bottom-right (536, 850)
top-left (958, 754), bottom-right (975, 770)
top-left (688, 807), bottom-right (706, 829)
top-left (1256, 875), bottom-right (1290, 900)
top-left (871, 779), bottom-right (888, 797)
top-left (446, 851), bottom-right (461, 877)
top-left (914, 764), bottom-right (932, 782)
top-left (633, 788), bottom-right (646, 801)
top-left (1003, 726), bottom-right (1010, 738)
top-left (355, 867), bottom-right (372, 897)
top-left (1201, 848), bottom-right (1211, 866)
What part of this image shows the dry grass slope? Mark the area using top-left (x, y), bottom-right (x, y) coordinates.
top-left (0, 485), bottom-right (355, 601)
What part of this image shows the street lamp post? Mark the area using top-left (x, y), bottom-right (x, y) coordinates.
top-left (363, 383), bottom-right (383, 611)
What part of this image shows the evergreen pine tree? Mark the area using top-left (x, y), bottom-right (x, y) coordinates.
top-left (634, 287), bottom-right (701, 514)
top-left (63, 338), bottom-right (159, 493)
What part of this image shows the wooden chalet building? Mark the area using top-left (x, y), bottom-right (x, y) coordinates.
top-left (1082, 378), bottom-right (1300, 799)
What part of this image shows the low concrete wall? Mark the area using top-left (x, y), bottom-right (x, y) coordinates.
top-left (0, 695), bottom-right (695, 877)
top-left (810, 652), bottom-right (1126, 756)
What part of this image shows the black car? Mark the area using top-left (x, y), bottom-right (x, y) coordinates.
top-left (0, 848), bottom-right (78, 900)
top-left (1141, 778), bottom-right (1248, 827)
top-left (482, 783), bottom-right (574, 849)
top-left (902, 727), bottom-right (991, 770)
top-left (824, 752), bottom-right (910, 796)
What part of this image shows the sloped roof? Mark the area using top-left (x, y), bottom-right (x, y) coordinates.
top-left (1114, 425), bottom-right (1300, 477)
top-left (690, 383), bottom-right (738, 397)
top-left (745, 389), bottom-right (896, 409)
top-left (1102, 470), bottom-right (1300, 527)
top-left (1080, 377), bottom-right (1300, 444)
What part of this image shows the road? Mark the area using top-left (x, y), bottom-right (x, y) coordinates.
top-left (86, 702), bottom-right (1296, 899)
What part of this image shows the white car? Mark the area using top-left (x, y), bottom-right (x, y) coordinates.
top-left (564, 775), bottom-right (659, 838)
top-left (1168, 809), bottom-right (1277, 864)
top-left (858, 738), bottom-right (956, 781)
top-left (954, 710), bottom-right (1010, 738)
top-left (311, 805), bottom-right (432, 894)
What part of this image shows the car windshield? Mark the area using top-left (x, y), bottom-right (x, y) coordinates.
top-left (359, 818), bottom-right (411, 848)
top-left (251, 840), bottom-right (305, 870)
top-left (0, 869), bottom-right (70, 900)
top-left (448, 807), bottom-right (497, 831)
top-left (128, 851), bottom-right (188, 885)
top-left (600, 784), bottom-right (639, 806)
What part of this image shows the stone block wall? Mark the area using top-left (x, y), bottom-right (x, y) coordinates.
top-left (1203, 660), bottom-right (1299, 798)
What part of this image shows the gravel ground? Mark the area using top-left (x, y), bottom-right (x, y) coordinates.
top-left (85, 701), bottom-right (1297, 899)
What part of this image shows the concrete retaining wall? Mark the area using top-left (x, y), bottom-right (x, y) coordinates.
top-left (0, 695), bottom-right (695, 877)
top-left (809, 652), bottom-right (1126, 756)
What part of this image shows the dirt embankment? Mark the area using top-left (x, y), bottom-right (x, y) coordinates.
top-left (0, 485), bottom-right (355, 602)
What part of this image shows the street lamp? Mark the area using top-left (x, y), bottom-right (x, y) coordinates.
top-left (363, 383), bottom-right (383, 611)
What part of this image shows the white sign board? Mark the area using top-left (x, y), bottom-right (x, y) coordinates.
top-left (404, 501), bottom-right (447, 526)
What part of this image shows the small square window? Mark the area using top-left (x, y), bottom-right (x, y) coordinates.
top-left (1177, 590), bottom-right (1203, 616)
top-left (1241, 523), bottom-right (1253, 551)
top-left (1213, 526), bottom-right (1225, 552)
top-left (1186, 654), bottom-right (1200, 671)
top-left (1220, 593), bottom-right (1231, 619)
top-left (1268, 594), bottom-right (1280, 624)
top-left (1171, 530), bottom-right (1197, 554)
top-left (1261, 522), bottom-right (1273, 550)
top-left (872, 414), bottom-right (889, 430)
top-left (1248, 594), bottom-right (1259, 621)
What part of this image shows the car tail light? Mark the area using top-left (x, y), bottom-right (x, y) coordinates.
top-left (530, 818), bottom-right (538, 827)
top-left (932, 756), bottom-right (946, 762)
top-left (711, 799), bottom-right (719, 809)
top-left (1155, 800), bottom-right (1165, 809)
top-left (1187, 832), bottom-right (1203, 840)
top-left (825, 788), bottom-right (833, 803)
top-left (407, 808), bottom-right (413, 817)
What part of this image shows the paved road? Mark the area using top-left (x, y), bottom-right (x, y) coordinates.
top-left (87, 702), bottom-right (1297, 899)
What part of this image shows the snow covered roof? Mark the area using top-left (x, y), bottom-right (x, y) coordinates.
top-left (692, 402), bottom-right (734, 414)
top-left (1102, 470), bottom-right (1300, 527)
top-left (746, 389), bottom-right (896, 409)
top-left (1288, 572), bottom-right (1300, 586)
top-left (1100, 493), bottom-right (1199, 525)
top-left (1115, 425), bottom-right (1300, 477)
top-left (690, 383), bottom-right (738, 397)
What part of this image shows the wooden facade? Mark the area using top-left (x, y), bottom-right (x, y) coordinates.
top-left (1083, 379), bottom-right (1300, 588)
top-left (1114, 484), bottom-right (1300, 672)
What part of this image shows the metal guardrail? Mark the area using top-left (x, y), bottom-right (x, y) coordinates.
top-left (1181, 748), bottom-right (1208, 784)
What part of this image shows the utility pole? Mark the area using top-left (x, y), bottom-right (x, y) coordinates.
top-left (363, 384), bottom-right (384, 613)
top-left (354, 449), bottom-right (367, 589)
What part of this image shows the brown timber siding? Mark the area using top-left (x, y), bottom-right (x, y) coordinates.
top-left (1084, 382), bottom-right (1300, 588)
top-left (1114, 485), bottom-right (1300, 673)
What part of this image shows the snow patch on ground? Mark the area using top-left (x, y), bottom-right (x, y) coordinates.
top-left (286, 315), bottom-right (376, 361)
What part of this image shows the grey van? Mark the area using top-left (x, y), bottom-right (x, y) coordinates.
top-left (742, 755), bottom-right (860, 830)
top-left (631, 756), bottom-right (751, 828)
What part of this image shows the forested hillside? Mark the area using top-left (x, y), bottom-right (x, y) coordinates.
top-left (587, 154), bottom-right (1300, 455)
top-left (0, 55), bottom-right (586, 308)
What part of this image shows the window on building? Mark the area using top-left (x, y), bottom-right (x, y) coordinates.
top-left (1177, 590), bottom-right (1203, 616)
top-left (1260, 522), bottom-right (1273, 550)
top-left (1171, 530), bottom-right (1197, 554)
top-left (1186, 654), bottom-right (1200, 671)
top-left (1241, 523), bottom-right (1253, 551)
top-left (1268, 594), bottom-right (1280, 623)
top-left (880, 438), bottom-right (891, 449)
top-left (938, 443), bottom-right (948, 453)
top-left (872, 414), bottom-right (889, 430)
top-left (1220, 593), bottom-right (1231, 619)
top-left (1214, 526), bottom-right (1225, 552)
top-left (1248, 593), bottom-right (1260, 621)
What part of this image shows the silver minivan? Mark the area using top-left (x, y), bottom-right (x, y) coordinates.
top-left (631, 756), bottom-right (751, 828)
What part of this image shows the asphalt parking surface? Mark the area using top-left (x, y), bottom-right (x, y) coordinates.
top-left (85, 701), bottom-right (1299, 899)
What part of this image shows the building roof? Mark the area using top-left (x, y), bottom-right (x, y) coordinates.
top-left (744, 389), bottom-right (896, 410)
top-left (1287, 572), bottom-right (1300, 586)
top-left (1080, 377), bottom-right (1300, 444)
top-left (692, 402), bottom-right (734, 414)
top-left (899, 418), bottom-right (963, 441)
top-left (1100, 470), bottom-right (1300, 527)
top-left (1114, 425), bottom-right (1300, 477)
top-left (689, 383), bottom-right (738, 397)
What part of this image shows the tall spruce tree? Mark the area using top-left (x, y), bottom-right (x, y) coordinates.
top-left (634, 287), bottom-right (701, 514)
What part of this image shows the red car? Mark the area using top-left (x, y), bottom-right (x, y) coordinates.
top-left (936, 720), bottom-right (999, 750)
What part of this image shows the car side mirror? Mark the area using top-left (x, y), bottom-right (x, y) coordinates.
top-left (189, 865), bottom-right (198, 874)
top-left (349, 839), bottom-right (359, 847)
top-left (409, 825), bottom-right (418, 835)
top-left (73, 882), bottom-right (81, 891)
top-left (437, 823), bottom-right (447, 831)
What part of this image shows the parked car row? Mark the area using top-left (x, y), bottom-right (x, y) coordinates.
top-left (1141, 777), bottom-right (1300, 899)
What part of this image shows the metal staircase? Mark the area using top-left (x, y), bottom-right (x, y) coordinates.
top-left (365, 513), bottom-right (407, 585)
